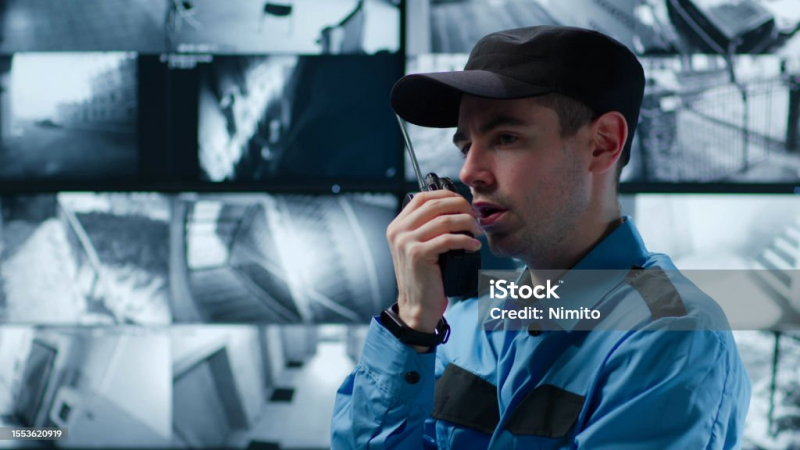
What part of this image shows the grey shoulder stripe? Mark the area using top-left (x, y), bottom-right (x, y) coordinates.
top-left (625, 265), bottom-right (687, 320)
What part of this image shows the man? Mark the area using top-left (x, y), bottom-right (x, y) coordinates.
top-left (332, 26), bottom-right (750, 449)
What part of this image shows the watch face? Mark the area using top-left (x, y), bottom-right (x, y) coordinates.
top-left (381, 308), bottom-right (404, 334)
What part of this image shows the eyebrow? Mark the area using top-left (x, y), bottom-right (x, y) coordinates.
top-left (452, 115), bottom-right (528, 145)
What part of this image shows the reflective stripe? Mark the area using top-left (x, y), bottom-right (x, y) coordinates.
top-left (504, 384), bottom-right (585, 438)
top-left (625, 266), bottom-right (687, 320)
top-left (432, 364), bottom-right (499, 435)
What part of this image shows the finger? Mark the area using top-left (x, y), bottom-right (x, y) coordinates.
top-left (410, 233), bottom-right (482, 262)
top-left (411, 213), bottom-right (483, 242)
top-left (397, 189), bottom-right (461, 220)
top-left (404, 196), bottom-right (477, 230)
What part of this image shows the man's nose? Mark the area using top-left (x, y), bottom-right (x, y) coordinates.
top-left (459, 143), bottom-right (494, 189)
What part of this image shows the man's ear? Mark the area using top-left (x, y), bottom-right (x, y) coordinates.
top-left (589, 111), bottom-right (627, 174)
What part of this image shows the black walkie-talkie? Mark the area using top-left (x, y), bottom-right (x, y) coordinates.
top-left (396, 115), bottom-right (481, 298)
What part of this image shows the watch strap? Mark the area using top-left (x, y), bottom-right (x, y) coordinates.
top-left (380, 302), bottom-right (450, 347)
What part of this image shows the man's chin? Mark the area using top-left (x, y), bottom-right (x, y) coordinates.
top-left (484, 232), bottom-right (519, 259)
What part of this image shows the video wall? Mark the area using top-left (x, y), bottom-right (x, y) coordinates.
top-left (0, 0), bottom-right (798, 449)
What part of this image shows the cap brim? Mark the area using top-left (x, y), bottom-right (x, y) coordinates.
top-left (390, 70), bottom-right (552, 128)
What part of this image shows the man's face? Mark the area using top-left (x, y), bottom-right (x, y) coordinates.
top-left (455, 95), bottom-right (592, 264)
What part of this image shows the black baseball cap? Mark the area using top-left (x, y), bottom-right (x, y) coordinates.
top-left (391, 26), bottom-right (645, 166)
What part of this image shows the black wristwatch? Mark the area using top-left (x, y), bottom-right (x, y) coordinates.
top-left (380, 302), bottom-right (450, 347)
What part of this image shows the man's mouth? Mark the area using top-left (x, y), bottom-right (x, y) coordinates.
top-left (473, 202), bottom-right (508, 227)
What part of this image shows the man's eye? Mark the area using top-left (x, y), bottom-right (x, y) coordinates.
top-left (459, 144), bottom-right (471, 156)
top-left (497, 134), bottom-right (517, 145)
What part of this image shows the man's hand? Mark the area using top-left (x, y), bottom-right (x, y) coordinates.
top-left (386, 190), bottom-right (482, 336)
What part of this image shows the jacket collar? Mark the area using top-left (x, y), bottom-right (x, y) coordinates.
top-left (511, 216), bottom-right (649, 332)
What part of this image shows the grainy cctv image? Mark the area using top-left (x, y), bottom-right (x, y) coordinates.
top-left (0, 193), bottom-right (171, 325)
top-left (0, 327), bottom-right (171, 449)
top-left (404, 53), bottom-right (800, 185)
top-left (171, 325), bottom-right (360, 449)
top-left (630, 194), bottom-right (800, 270)
top-left (408, 0), bottom-right (800, 56)
top-left (0, 0), bottom-right (168, 53)
top-left (734, 331), bottom-right (800, 450)
top-left (171, 193), bottom-right (397, 324)
top-left (626, 55), bottom-right (800, 183)
top-left (629, 194), bottom-right (800, 328)
top-left (197, 54), bottom-right (401, 184)
top-left (166, 0), bottom-right (400, 54)
top-left (0, 53), bottom-right (139, 182)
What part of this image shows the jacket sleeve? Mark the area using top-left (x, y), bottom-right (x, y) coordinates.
top-left (332, 317), bottom-right (439, 449)
top-left (575, 322), bottom-right (751, 450)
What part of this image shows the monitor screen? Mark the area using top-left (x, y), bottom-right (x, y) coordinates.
top-left (0, 53), bottom-right (139, 183)
top-left (0, 0), bottom-right (168, 53)
top-left (166, 0), bottom-right (400, 55)
top-left (174, 192), bottom-right (398, 323)
top-left (406, 0), bottom-right (800, 56)
top-left (0, 192), bottom-right (171, 325)
top-left (195, 54), bottom-right (403, 187)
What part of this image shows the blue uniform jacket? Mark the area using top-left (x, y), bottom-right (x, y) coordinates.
top-left (332, 218), bottom-right (751, 449)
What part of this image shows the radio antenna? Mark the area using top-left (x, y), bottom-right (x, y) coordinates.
top-left (396, 114), bottom-right (425, 191)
